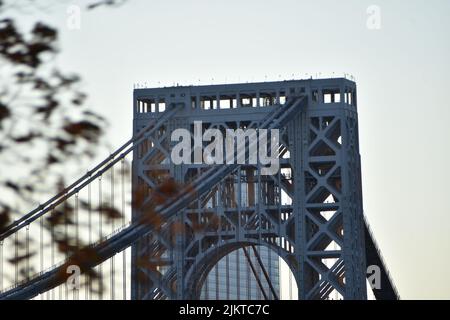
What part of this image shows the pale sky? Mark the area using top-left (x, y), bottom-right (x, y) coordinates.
top-left (12, 0), bottom-right (450, 299)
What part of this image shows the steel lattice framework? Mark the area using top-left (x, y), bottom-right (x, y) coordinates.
top-left (131, 78), bottom-right (396, 300)
top-left (0, 78), bottom-right (398, 300)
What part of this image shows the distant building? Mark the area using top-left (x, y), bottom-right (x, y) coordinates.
top-left (201, 246), bottom-right (280, 300)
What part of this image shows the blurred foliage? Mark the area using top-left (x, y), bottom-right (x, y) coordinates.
top-left (0, 0), bottom-right (129, 289)
top-left (87, 0), bottom-right (128, 10)
top-left (0, 0), bottom-right (186, 298)
top-left (0, 0), bottom-right (134, 220)
top-left (0, 13), bottom-right (105, 221)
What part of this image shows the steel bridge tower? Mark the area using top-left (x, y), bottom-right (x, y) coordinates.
top-left (131, 78), bottom-right (384, 300)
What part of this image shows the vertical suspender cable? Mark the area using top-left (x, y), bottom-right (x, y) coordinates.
top-left (236, 170), bottom-right (241, 300)
top-left (0, 239), bottom-right (3, 291)
top-left (87, 180), bottom-right (92, 300)
top-left (110, 166), bottom-right (115, 300)
top-left (235, 247), bottom-right (239, 300)
top-left (277, 170), bottom-right (282, 299)
top-left (74, 193), bottom-right (79, 300)
top-left (215, 247), bottom-right (219, 299)
top-left (40, 216), bottom-right (44, 300)
top-left (203, 205), bottom-right (208, 299)
top-left (14, 231), bottom-right (18, 284)
top-left (268, 245), bottom-right (273, 299)
top-left (25, 224), bottom-right (29, 281)
top-left (200, 188), bottom-right (207, 299)
top-left (195, 196), bottom-right (200, 298)
top-left (225, 244), bottom-right (229, 299)
top-left (0, 240), bottom-right (3, 291)
top-left (98, 175), bottom-right (103, 300)
top-left (257, 162), bottom-right (262, 300)
top-left (51, 208), bottom-right (55, 300)
top-left (215, 183), bottom-right (220, 300)
top-left (64, 199), bottom-right (68, 299)
top-left (258, 169), bottom-right (262, 300)
top-left (246, 247), bottom-right (251, 299)
top-left (121, 159), bottom-right (126, 300)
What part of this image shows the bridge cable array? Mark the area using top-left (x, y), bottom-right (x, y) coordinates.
top-left (0, 96), bottom-right (307, 300)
